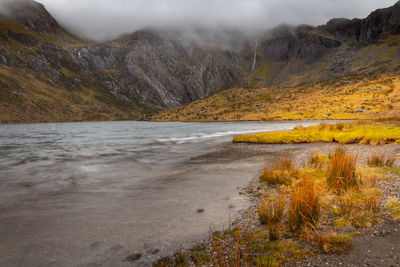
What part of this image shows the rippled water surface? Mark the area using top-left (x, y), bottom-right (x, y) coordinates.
top-left (0, 121), bottom-right (325, 266)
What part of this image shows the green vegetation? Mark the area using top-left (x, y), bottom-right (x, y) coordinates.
top-left (319, 233), bottom-right (354, 254)
top-left (259, 194), bottom-right (285, 240)
top-left (234, 118), bottom-right (400, 145)
top-left (126, 253), bottom-right (141, 261)
top-left (367, 154), bottom-right (395, 167)
top-left (386, 197), bottom-right (400, 220)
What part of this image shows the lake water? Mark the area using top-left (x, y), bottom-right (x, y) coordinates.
top-left (0, 120), bottom-right (325, 266)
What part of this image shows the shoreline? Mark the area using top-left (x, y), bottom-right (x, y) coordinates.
top-left (152, 142), bottom-right (400, 266)
top-left (0, 118), bottom-right (352, 126)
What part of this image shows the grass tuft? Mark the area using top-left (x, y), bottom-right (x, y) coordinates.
top-left (309, 153), bottom-right (329, 168)
top-left (386, 197), bottom-right (400, 220)
top-left (367, 153), bottom-right (395, 167)
top-left (288, 176), bottom-right (320, 232)
top-left (337, 190), bottom-right (355, 216)
top-left (126, 253), bottom-right (141, 262)
top-left (260, 159), bottom-right (297, 185)
top-left (326, 149), bottom-right (359, 194)
top-left (259, 194), bottom-right (285, 240)
top-left (363, 188), bottom-right (379, 214)
top-left (319, 233), bottom-right (354, 254)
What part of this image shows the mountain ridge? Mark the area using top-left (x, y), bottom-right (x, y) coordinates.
top-left (1, 0), bottom-right (400, 123)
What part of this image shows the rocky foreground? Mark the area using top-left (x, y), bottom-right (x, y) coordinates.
top-left (153, 143), bottom-right (400, 266)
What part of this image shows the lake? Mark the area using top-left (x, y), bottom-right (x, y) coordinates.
top-left (0, 120), bottom-right (326, 266)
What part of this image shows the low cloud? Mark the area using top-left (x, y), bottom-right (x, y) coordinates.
top-left (27, 0), bottom-right (399, 40)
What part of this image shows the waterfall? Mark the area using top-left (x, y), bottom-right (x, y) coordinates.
top-left (246, 39), bottom-right (258, 86)
top-left (250, 39), bottom-right (258, 73)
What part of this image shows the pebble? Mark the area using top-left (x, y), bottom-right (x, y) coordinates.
top-left (196, 208), bottom-right (204, 213)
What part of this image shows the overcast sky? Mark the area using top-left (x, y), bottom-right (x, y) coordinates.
top-left (33, 0), bottom-right (397, 40)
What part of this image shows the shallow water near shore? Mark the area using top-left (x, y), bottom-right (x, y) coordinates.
top-left (0, 120), bottom-right (330, 266)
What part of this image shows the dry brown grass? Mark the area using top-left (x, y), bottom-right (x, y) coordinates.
top-left (160, 149), bottom-right (394, 266)
top-left (337, 190), bottom-right (355, 216)
top-left (259, 193), bottom-right (285, 240)
top-left (152, 75), bottom-right (400, 122)
top-left (260, 159), bottom-right (297, 185)
top-left (309, 153), bottom-right (329, 168)
top-left (211, 228), bottom-right (252, 267)
top-left (363, 189), bottom-right (379, 214)
top-left (288, 176), bottom-right (321, 233)
top-left (318, 232), bottom-right (354, 254)
top-left (326, 148), bottom-right (359, 194)
top-left (367, 153), bottom-right (395, 167)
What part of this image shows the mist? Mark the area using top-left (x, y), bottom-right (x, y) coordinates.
top-left (20, 0), bottom-right (400, 40)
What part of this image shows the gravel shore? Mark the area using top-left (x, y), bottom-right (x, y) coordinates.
top-left (223, 143), bottom-right (400, 266)
top-left (290, 144), bottom-right (400, 267)
top-left (155, 143), bottom-right (400, 266)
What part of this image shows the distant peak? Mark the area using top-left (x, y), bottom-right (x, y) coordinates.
top-left (0, 0), bottom-right (63, 35)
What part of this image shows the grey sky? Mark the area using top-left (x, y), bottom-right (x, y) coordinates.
top-left (33, 0), bottom-right (397, 40)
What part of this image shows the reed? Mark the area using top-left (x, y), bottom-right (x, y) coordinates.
top-left (367, 153), bottom-right (395, 167)
top-left (259, 194), bottom-right (285, 240)
top-left (326, 148), bottom-right (358, 194)
top-left (260, 159), bottom-right (296, 185)
top-left (309, 153), bottom-right (329, 168)
top-left (288, 177), bottom-right (320, 232)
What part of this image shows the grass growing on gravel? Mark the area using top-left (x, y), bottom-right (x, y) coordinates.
top-left (210, 149), bottom-right (387, 265)
top-left (367, 154), bottom-right (395, 167)
top-left (154, 148), bottom-right (395, 266)
top-left (233, 118), bottom-right (400, 145)
top-left (319, 233), bottom-right (354, 254)
top-left (386, 197), bottom-right (400, 220)
top-left (260, 159), bottom-right (297, 185)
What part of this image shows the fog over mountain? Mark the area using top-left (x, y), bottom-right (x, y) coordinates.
top-left (25, 0), bottom-right (396, 40)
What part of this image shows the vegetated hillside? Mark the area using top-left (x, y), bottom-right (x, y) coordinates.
top-left (152, 75), bottom-right (400, 121)
top-left (0, 0), bottom-right (248, 123)
top-left (2, 0), bottom-right (400, 123)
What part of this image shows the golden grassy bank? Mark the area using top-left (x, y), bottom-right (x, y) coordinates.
top-left (233, 118), bottom-right (400, 145)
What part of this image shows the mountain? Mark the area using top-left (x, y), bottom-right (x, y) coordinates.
top-left (1, 0), bottom-right (400, 123)
top-left (0, 0), bottom-right (249, 123)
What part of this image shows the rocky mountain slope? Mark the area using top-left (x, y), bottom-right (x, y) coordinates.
top-left (1, 0), bottom-right (400, 123)
top-left (152, 74), bottom-right (400, 121)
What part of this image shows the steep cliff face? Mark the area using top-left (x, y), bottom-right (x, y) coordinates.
top-left (247, 1), bottom-right (400, 88)
top-left (74, 30), bottom-right (246, 109)
top-left (1, 0), bottom-right (400, 123)
top-left (320, 2), bottom-right (400, 43)
top-left (0, 0), bottom-right (250, 122)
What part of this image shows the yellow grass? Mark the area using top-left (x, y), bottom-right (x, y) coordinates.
top-left (259, 194), bottom-right (285, 240)
top-left (386, 197), bottom-right (400, 220)
top-left (367, 153), bottom-right (395, 167)
top-left (288, 176), bottom-right (320, 232)
top-left (153, 75), bottom-right (400, 122)
top-left (260, 159), bottom-right (297, 185)
top-left (233, 119), bottom-right (400, 145)
top-left (174, 150), bottom-right (392, 266)
top-left (326, 148), bottom-right (359, 194)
